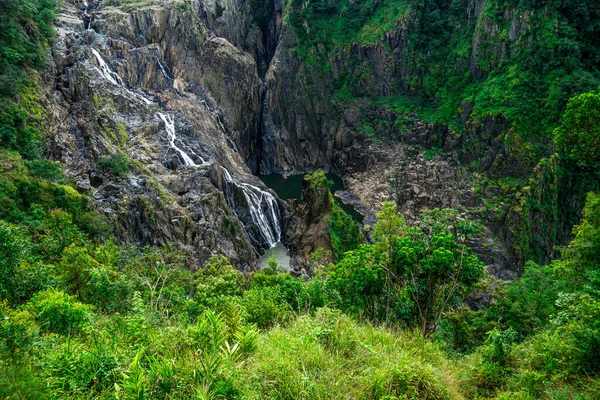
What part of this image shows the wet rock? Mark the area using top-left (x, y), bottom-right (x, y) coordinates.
top-left (284, 177), bottom-right (334, 270)
top-left (39, 0), bottom-right (281, 269)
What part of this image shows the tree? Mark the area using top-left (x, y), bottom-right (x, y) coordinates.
top-left (371, 201), bottom-right (408, 323)
top-left (59, 244), bottom-right (98, 301)
top-left (554, 90), bottom-right (600, 167)
top-left (328, 206), bottom-right (484, 334)
top-left (0, 221), bottom-right (29, 303)
top-left (304, 170), bottom-right (332, 189)
top-left (124, 246), bottom-right (187, 315)
top-left (328, 244), bottom-right (387, 320)
top-left (391, 228), bottom-right (484, 337)
top-left (329, 202), bottom-right (363, 260)
top-left (26, 289), bottom-right (90, 335)
top-left (554, 191), bottom-right (600, 294)
top-left (371, 201), bottom-right (408, 242)
top-left (194, 255), bottom-right (245, 310)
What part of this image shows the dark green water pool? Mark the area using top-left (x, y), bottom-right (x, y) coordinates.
top-left (259, 173), bottom-right (364, 224)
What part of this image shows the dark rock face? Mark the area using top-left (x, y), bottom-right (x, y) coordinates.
top-left (42, 0), bottom-right (288, 268)
top-left (198, 0), bottom-right (283, 74)
top-left (284, 178), bottom-right (334, 270)
top-left (195, 0), bottom-right (284, 173)
top-left (43, 0), bottom-right (570, 277)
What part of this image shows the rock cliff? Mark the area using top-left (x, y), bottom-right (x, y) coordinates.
top-left (43, 0), bottom-right (284, 268)
top-left (42, 0), bottom-right (594, 275)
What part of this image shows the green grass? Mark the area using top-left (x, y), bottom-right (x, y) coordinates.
top-left (239, 308), bottom-right (460, 399)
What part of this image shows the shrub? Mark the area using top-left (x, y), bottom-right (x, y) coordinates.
top-left (304, 170), bottom-right (332, 189)
top-left (554, 91), bottom-right (600, 167)
top-left (26, 289), bottom-right (90, 335)
top-left (241, 286), bottom-right (291, 329)
top-left (329, 201), bottom-right (363, 260)
top-left (239, 308), bottom-right (456, 399)
top-left (194, 255), bottom-right (246, 310)
top-left (98, 154), bottom-right (130, 177)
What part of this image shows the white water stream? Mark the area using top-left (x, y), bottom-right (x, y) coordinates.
top-left (154, 56), bottom-right (172, 80)
top-left (222, 167), bottom-right (281, 247)
top-left (157, 113), bottom-right (202, 166)
top-left (90, 48), bottom-right (206, 166)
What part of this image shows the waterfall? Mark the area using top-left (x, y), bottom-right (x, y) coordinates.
top-left (154, 56), bottom-right (172, 80)
top-left (222, 167), bottom-right (281, 247)
top-left (85, 22), bottom-right (281, 249)
top-left (91, 48), bottom-right (121, 86)
top-left (199, 99), bottom-right (237, 150)
top-left (200, 100), bottom-right (226, 132)
top-left (83, 0), bottom-right (92, 31)
top-left (91, 48), bottom-right (153, 105)
top-left (91, 48), bottom-right (204, 167)
top-left (158, 112), bottom-right (204, 166)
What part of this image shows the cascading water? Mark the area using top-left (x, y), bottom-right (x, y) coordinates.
top-left (83, 0), bottom-right (91, 30)
top-left (91, 48), bottom-right (153, 105)
top-left (197, 101), bottom-right (281, 249)
top-left (83, 6), bottom-right (282, 252)
top-left (199, 99), bottom-right (238, 151)
top-left (91, 48), bottom-right (122, 86)
top-left (158, 112), bottom-right (204, 166)
top-left (222, 167), bottom-right (281, 248)
top-left (154, 56), bottom-right (172, 80)
top-left (91, 48), bottom-right (203, 166)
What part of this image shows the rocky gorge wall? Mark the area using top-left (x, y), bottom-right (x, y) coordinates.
top-left (42, 0), bottom-right (596, 275)
top-left (249, 0), bottom-right (599, 273)
top-left (42, 0), bottom-right (288, 269)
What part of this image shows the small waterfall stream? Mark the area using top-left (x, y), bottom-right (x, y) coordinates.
top-left (154, 56), bottom-right (172, 81)
top-left (199, 100), bottom-right (238, 151)
top-left (91, 48), bottom-right (205, 166)
top-left (91, 48), bottom-right (153, 105)
top-left (157, 113), bottom-right (204, 166)
top-left (82, 0), bottom-right (91, 30)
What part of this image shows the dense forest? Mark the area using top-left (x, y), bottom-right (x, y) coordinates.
top-left (1, 0), bottom-right (600, 399)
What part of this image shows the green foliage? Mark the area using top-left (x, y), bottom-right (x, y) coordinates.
top-left (371, 201), bottom-right (408, 242)
top-left (555, 191), bottom-right (600, 293)
top-left (468, 329), bottom-right (518, 395)
top-left (0, 221), bottom-right (32, 303)
top-left (0, 1), bottom-right (598, 395)
top-left (25, 159), bottom-right (64, 182)
top-left (391, 228), bottom-right (485, 336)
top-left (194, 254), bottom-right (246, 311)
top-left (288, 0), bottom-right (600, 164)
top-left (117, 350), bottom-right (146, 400)
top-left (0, 0), bottom-right (55, 157)
top-left (329, 244), bottom-right (387, 318)
top-left (329, 207), bottom-right (484, 335)
top-left (26, 289), bottom-right (90, 335)
top-left (507, 155), bottom-right (562, 266)
top-left (98, 154), bottom-right (130, 177)
top-left (329, 200), bottom-right (364, 260)
top-left (238, 307), bottom-right (459, 399)
top-left (266, 254), bottom-right (280, 274)
top-left (287, 0), bottom-right (411, 59)
top-left (490, 262), bottom-right (563, 339)
top-left (554, 90), bottom-right (600, 167)
top-left (241, 286), bottom-right (292, 329)
top-left (0, 0), bottom-right (55, 95)
top-left (455, 191), bottom-right (600, 397)
top-left (304, 169), bottom-right (332, 189)
top-left (0, 197), bottom-right (598, 398)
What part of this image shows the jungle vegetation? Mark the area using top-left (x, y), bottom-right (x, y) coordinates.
top-left (1, 0), bottom-right (600, 399)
